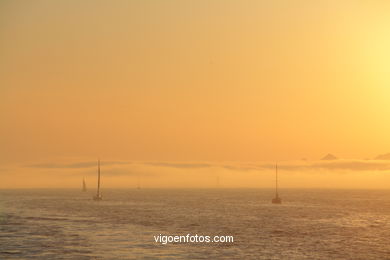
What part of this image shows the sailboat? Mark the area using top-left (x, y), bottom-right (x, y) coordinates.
top-left (82, 178), bottom-right (87, 192)
top-left (93, 159), bottom-right (102, 201)
top-left (272, 163), bottom-right (282, 204)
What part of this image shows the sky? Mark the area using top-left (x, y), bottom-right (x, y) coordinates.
top-left (1, 0), bottom-right (390, 188)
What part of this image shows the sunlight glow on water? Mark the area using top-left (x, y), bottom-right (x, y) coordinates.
top-left (0, 189), bottom-right (389, 259)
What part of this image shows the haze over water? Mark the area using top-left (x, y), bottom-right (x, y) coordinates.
top-left (1, 189), bottom-right (390, 259)
top-left (2, 1), bottom-right (390, 259)
top-left (2, 1), bottom-right (390, 189)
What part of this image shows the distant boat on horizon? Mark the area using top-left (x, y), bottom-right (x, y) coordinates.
top-left (93, 159), bottom-right (102, 201)
top-left (272, 163), bottom-right (282, 204)
top-left (82, 178), bottom-right (87, 192)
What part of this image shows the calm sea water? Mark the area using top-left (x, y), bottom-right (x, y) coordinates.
top-left (0, 189), bottom-right (390, 259)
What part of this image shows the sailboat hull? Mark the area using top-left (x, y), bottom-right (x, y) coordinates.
top-left (93, 195), bottom-right (102, 201)
top-left (272, 197), bottom-right (282, 204)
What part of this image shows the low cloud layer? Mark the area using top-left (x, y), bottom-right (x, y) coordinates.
top-left (143, 162), bottom-right (212, 169)
top-left (24, 159), bottom-right (390, 173)
top-left (3, 158), bottom-right (390, 189)
top-left (25, 161), bottom-right (132, 169)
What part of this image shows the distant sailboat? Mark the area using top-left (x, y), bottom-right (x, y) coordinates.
top-left (93, 159), bottom-right (102, 201)
top-left (82, 178), bottom-right (87, 192)
top-left (272, 163), bottom-right (282, 204)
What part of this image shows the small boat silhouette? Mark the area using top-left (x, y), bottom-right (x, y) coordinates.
top-left (82, 178), bottom-right (87, 192)
top-left (93, 159), bottom-right (102, 201)
top-left (272, 163), bottom-right (282, 204)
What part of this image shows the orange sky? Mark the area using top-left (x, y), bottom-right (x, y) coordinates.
top-left (1, 1), bottom-right (390, 188)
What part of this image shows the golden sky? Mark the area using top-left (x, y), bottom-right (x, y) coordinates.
top-left (1, 0), bottom-right (390, 188)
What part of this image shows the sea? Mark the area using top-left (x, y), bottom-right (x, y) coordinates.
top-left (0, 189), bottom-right (389, 259)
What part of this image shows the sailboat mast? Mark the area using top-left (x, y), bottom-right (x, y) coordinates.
top-left (275, 163), bottom-right (278, 197)
top-left (97, 159), bottom-right (100, 195)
